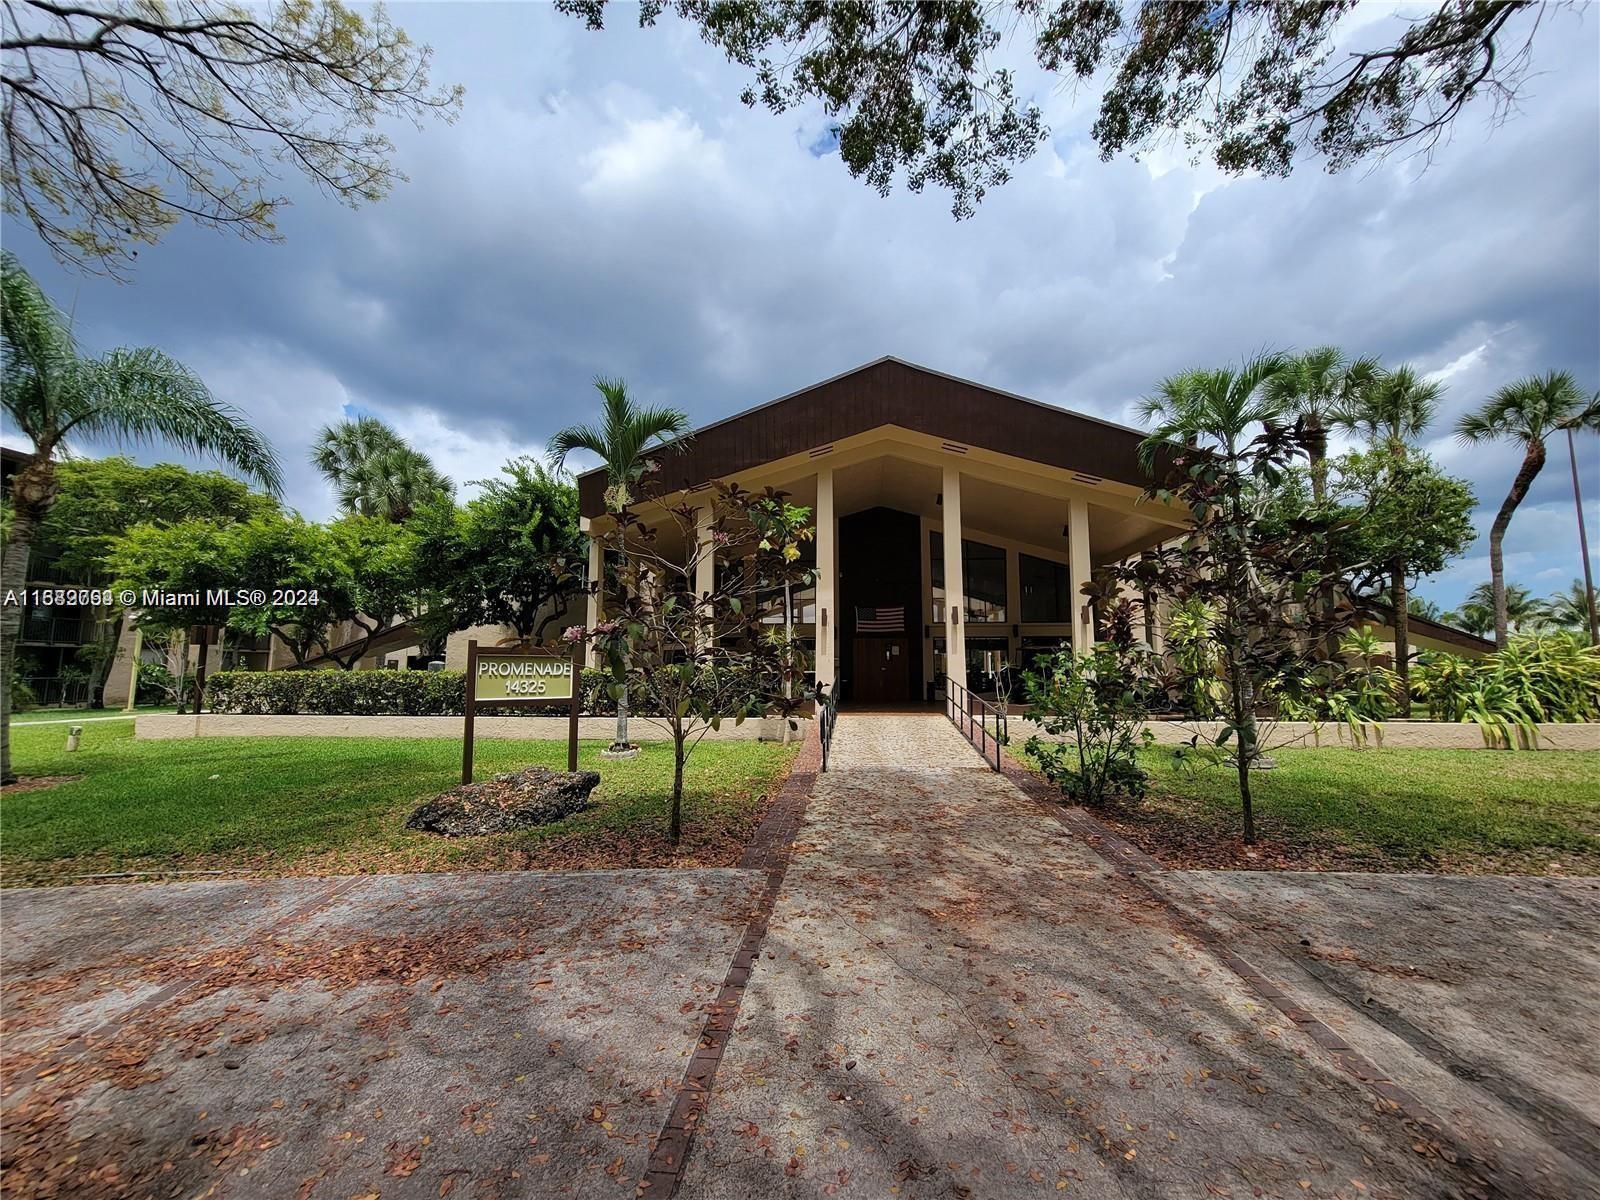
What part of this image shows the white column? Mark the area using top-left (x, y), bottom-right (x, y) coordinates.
top-left (694, 501), bottom-right (715, 647)
top-left (1067, 496), bottom-right (1093, 652)
top-left (943, 465), bottom-right (966, 688)
top-left (584, 523), bottom-right (603, 668)
top-left (815, 467), bottom-right (836, 689)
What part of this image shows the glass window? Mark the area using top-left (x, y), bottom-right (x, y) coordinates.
top-left (962, 540), bottom-right (1006, 623)
top-left (929, 533), bottom-right (1008, 624)
top-left (1019, 553), bottom-right (1070, 624)
top-left (1019, 635), bottom-right (1072, 680)
top-left (965, 637), bottom-right (1010, 693)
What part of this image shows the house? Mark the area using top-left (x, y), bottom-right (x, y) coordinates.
top-left (573, 357), bottom-right (1491, 705)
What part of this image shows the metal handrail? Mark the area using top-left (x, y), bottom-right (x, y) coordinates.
top-left (816, 682), bottom-right (838, 771)
top-left (942, 678), bottom-right (1007, 771)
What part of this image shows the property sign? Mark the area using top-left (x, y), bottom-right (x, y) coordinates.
top-left (473, 654), bottom-right (575, 702)
top-left (462, 641), bottom-right (582, 782)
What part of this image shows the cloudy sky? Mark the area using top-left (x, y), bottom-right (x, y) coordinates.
top-left (3, 2), bottom-right (1597, 611)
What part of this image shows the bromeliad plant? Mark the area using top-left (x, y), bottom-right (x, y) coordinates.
top-left (573, 482), bottom-right (815, 842)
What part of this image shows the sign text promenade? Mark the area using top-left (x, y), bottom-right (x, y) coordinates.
top-left (462, 641), bottom-right (581, 781)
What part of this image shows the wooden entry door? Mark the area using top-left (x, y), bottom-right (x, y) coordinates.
top-left (852, 636), bottom-right (911, 704)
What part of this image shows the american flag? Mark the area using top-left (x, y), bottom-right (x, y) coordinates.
top-left (855, 605), bottom-right (906, 633)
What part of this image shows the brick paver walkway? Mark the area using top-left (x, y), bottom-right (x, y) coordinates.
top-left (674, 714), bottom-right (1582, 1200)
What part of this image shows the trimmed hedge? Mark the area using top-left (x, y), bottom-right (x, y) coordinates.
top-left (206, 668), bottom-right (655, 718)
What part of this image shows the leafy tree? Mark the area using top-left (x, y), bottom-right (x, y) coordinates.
top-left (106, 516), bottom-right (238, 712)
top-left (1265, 346), bottom-right (1380, 502)
top-left (113, 511), bottom-right (419, 676)
top-left (578, 482), bottom-right (813, 842)
top-left (30, 456), bottom-right (277, 703)
top-left (311, 416), bottom-right (452, 521)
top-left (548, 377), bottom-right (692, 754)
top-left (411, 459), bottom-right (585, 649)
top-left (1330, 451), bottom-right (1475, 706)
top-left (1332, 366), bottom-right (1462, 704)
top-left (1113, 421), bottom-right (1382, 843)
top-left (1456, 371), bottom-right (1600, 648)
top-left (34, 456), bottom-right (276, 581)
top-left (224, 513), bottom-right (419, 669)
top-left (1, 250), bottom-right (278, 782)
top-left (564, 2), bottom-right (1552, 216)
top-left (1023, 641), bottom-right (1155, 805)
top-left (1, 0), bottom-right (461, 274)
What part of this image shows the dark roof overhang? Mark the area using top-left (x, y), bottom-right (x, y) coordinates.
top-left (577, 356), bottom-right (1169, 519)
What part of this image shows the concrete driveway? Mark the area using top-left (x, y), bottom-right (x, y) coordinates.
top-left (4, 714), bottom-right (1596, 1200)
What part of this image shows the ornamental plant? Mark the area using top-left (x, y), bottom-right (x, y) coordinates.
top-left (574, 481), bottom-right (815, 842)
top-left (1413, 633), bottom-right (1600, 747)
top-left (1022, 641), bottom-right (1155, 805)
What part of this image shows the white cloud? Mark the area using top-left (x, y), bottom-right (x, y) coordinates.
top-left (3, 1), bottom-right (1593, 612)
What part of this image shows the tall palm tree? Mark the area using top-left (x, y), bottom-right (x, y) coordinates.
top-left (1456, 371), bottom-right (1600, 648)
top-left (312, 416), bottom-right (452, 521)
top-left (1136, 352), bottom-right (1289, 474)
top-left (1338, 364), bottom-right (1446, 703)
top-left (1339, 365), bottom-right (1442, 453)
top-left (547, 377), bottom-right (691, 755)
top-left (1, 251), bottom-right (280, 783)
top-left (1266, 346), bottom-right (1382, 502)
top-left (1539, 580), bottom-right (1598, 633)
top-left (1454, 581), bottom-right (1539, 635)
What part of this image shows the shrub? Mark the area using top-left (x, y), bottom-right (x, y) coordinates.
top-left (1412, 633), bottom-right (1600, 748)
top-left (1273, 626), bottom-right (1398, 740)
top-left (203, 665), bottom-right (750, 717)
top-left (1023, 642), bottom-right (1155, 804)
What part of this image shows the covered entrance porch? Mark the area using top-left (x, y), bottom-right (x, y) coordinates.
top-left (587, 423), bottom-right (1186, 708)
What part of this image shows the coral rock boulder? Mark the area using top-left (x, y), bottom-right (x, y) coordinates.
top-left (406, 766), bottom-right (602, 837)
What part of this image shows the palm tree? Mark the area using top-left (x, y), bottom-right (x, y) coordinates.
top-left (1456, 371), bottom-right (1600, 648)
top-left (1136, 352), bottom-right (1289, 474)
top-left (311, 416), bottom-right (452, 521)
top-left (1338, 364), bottom-right (1446, 704)
top-left (1266, 346), bottom-right (1381, 502)
top-left (1451, 581), bottom-right (1539, 636)
top-left (1539, 580), bottom-right (1598, 632)
top-left (2, 251), bottom-right (280, 783)
top-left (1339, 365), bottom-right (1442, 452)
top-left (547, 377), bottom-right (691, 755)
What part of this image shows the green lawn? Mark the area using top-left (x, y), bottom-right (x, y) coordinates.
top-left (1, 721), bottom-right (798, 884)
top-left (9, 705), bottom-right (175, 725)
top-left (1064, 747), bottom-right (1600, 874)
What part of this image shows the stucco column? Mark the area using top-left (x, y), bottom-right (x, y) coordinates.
top-left (1067, 496), bottom-right (1093, 652)
top-left (815, 467), bottom-right (836, 690)
top-left (943, 465), bottom-right (966, 689)
top-left (694, 501), bottom-right (716, 648)
top-left (584, 522), bottom-right (603, 668)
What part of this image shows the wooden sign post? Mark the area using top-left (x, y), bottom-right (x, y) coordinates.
top-left (462, 640), bottom-right (582, 784)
